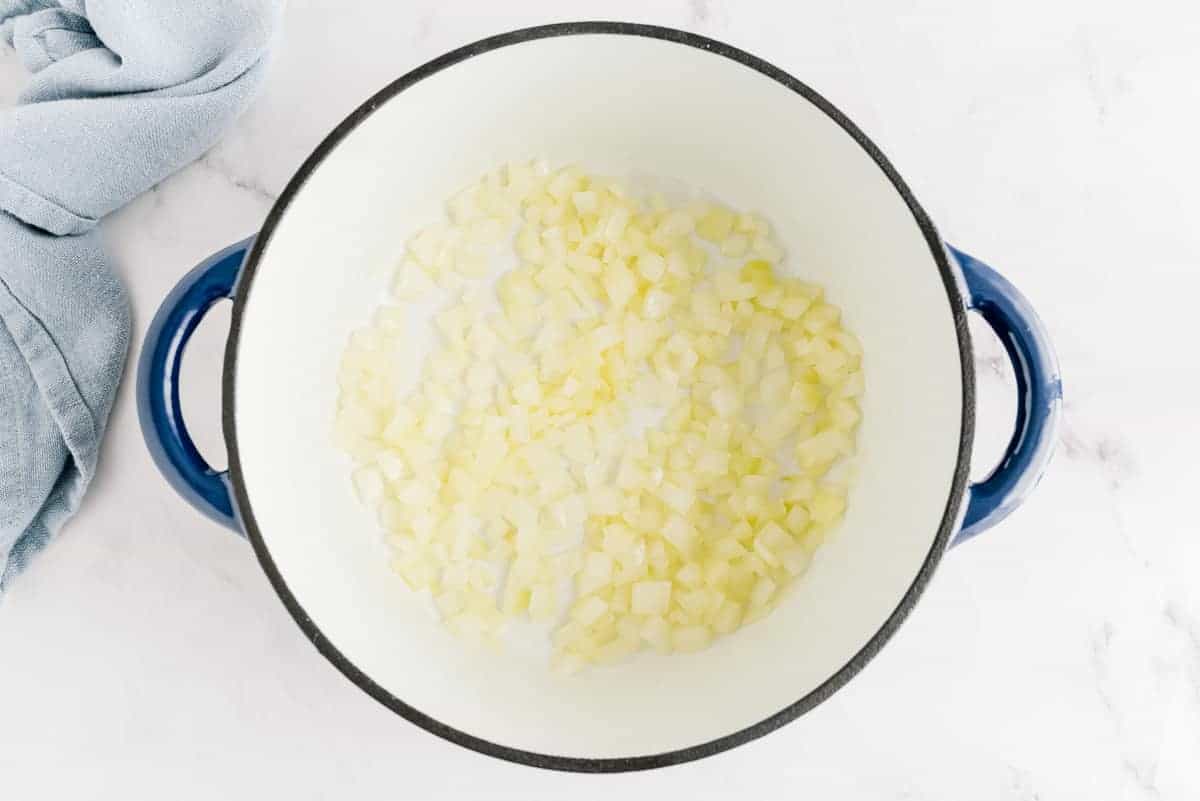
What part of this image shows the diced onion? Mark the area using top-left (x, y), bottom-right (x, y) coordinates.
top-left (335, 161), bottom-right (864, 669)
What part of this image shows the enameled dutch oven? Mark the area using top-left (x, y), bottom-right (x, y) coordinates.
top-left (136, 23), bottom-right (1062, 772)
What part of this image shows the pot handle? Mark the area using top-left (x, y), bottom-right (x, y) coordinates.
top-left (136, 237), bottom-right (255, 532)
top-left (949, 245), bottom-right (1062, 545)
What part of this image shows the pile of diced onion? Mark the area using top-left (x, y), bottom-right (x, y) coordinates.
top-left (334, 162), bottom-right (864, 672)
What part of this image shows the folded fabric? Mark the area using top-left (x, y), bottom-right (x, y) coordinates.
top-left (0, 0), bottom-right (282, 592)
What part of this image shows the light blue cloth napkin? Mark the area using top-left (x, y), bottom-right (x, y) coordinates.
top-left (0, 0), bottom-right (281, 592)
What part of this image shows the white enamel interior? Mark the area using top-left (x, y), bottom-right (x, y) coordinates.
top-left (232, 32), bottom-right (965, 760)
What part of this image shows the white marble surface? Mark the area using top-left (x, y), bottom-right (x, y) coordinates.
top-left (2, 1), bottom-right (1199, 798)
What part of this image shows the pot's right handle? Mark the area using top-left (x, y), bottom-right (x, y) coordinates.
top-left (136, 237), bottom-right (255, 532)
top-left (949, 245), bottom-right (1062, 545)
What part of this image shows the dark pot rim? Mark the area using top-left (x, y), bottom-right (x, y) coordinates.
top-left (222, 20), bottom-right (975, 774)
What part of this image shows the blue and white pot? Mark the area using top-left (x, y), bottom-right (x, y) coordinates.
top-left (137, 23), bottom-right (1062, 772)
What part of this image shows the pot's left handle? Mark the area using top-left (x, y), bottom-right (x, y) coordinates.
top-left (136, 237), bottom-right (255, 532)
